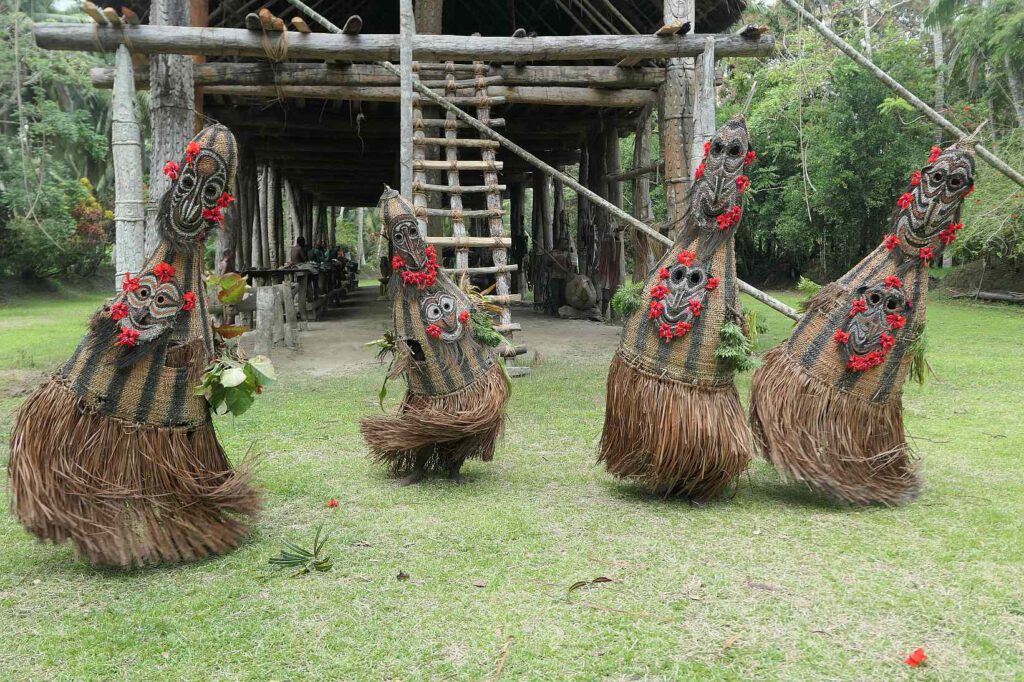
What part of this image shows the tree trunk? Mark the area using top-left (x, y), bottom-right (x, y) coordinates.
top-left (1005, 55), bottom-right (1024, 129)
top-left (357, 207), bottom-right (366, 264)
top-left (266, 164), bottom-right (279, 268)
top-left (111, 46), bottom-right (145, 290)
top-left (146, 0), bottom-right (194, 257)
top-left (659, 0), bottom-right (694, 226)
top-left (632, 105), bottom-right (656, 278)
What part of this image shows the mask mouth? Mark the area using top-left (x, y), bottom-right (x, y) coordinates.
top-left (439, 319), bottom-right (465, 342)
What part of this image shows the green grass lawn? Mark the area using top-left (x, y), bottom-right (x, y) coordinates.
top-left (1, 290), bottom-right (1022, 680)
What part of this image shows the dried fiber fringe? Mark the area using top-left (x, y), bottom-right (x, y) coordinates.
top-left (598, 352), bottom-right (752, 501)
top-left (749, 346), bottom-right (920, 506)
top-left (361, 363), bottom-right (509, 475)
top-left (8, 379), bottom-right (261, 567)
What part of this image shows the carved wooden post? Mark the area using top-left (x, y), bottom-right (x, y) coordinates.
top-left (111, 46), bottom-right (145, 290)
top-left (658, 0), bottom-right (694, 226)
top-left (399, 0), bottom-right (415, 199)
top-left (147, 0), bottom-right (194, 257)
top-left (356, 207), bottom-right (366, 265)
top-left (690, 37), bottom-right (716, 172)
top-left (632, 105), bottom-right (656, 277)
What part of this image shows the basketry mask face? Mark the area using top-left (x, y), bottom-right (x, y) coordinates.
top-left (391, 214), bottom-right (429, 271)
top-left (422, 291), bottom-right (468, 343)
top-left (115, 273), bottom-right (185, 344)
top-left (691, 118), bottom-right (751, 225)
top-left (165, 125), bottom-right (238, 246)
top-left (655, 257), bottom-right (711, 327)
top-left (842, 283), bottom-right (908, 357)
top-left (894, 148), bottom-right (975, 249)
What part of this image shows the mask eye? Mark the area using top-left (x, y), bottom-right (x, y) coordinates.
top-left (868, 291), bottom-right (882, 306)
top-left (711, 140), bottom-right (724, 155)
top-left (204, 184), bottom-right (220, 199)
top-left (178, 173), bottom-right (195, 191)
top-left (949, 175), bottom-right (963, 188)
top-left (426, 304), bottom-right (441, 320)
top-left (393, 231), bottom-right (405, 243)
top-left (932, 171), bottom-right (944, 183)
top-left (441, 298), bottom-right (454, 312)
top-left (670, 267), bottom-right (685, 282)
top-left (138, 287), bottom-right (150, 299)
top-left (886, 296), bottom-right (900, 310)
top-left (728, 144), bottom-right (742, 157)
top-left (688, 270), bottom-right (704, 285)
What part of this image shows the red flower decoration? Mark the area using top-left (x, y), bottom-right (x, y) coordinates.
top-left (705, 277), bottom-right (720, 291)
top-left (110, 302), bottom-right (129, 321)
top-left (897, 192), bottom-right (914, 209)
top-left (688, 299), bottom-right (703, 317)
top-left (939, 221), bottom-right (964, 246)
top-left (121, 272), bottom-right (139, 293)
top-left (115, 327), bottom-right (141, 348)
top-left (658, 267), bottom-right (671, 280)
top-left (458, 310), bottom-right (470, 323)
top-left (928, 146), bottom-right (942, 164)
top-left (834, 329), bottom-right (850, 345)
top-left (910, 170), bottom-right (921, 187)
top-left (162, 161), bottom-right (180, 182)
top-left (392, 255), bottom-right (406, 270)
top-left (154, 261), bottom-right (176, 283)
top-left (677, 249), bottom-right (696, 266)
top-left (658, 322), bottom-right (674, 342)
top-left (887, 313), bottom-right (906, 330)
top-left (327, 498), bottom-right (339, 509)
top-left (905, 648), bottom-right (928, 668)
top-left (884, 234), bottom-right (901, 252)
top-left (648, 300), bottom-right (665, 319)
top-left (185, 141), bottom-right (202, 164)
top-left (650, 284), bottom-right (670, 300)
top-left (203, 206), bottom-right (224, 223)
top-left (965, 184), bottom-right (975, 196)
top-left (674, 321), bottom-right (692, 337)
top-left (736, 175), bottom-right (751, 193)
top-left (849, 299), bottom-right (868, 316)
top-left (703, 140), bottom-right (711, 157)
top-left (847, 350), bottom-right (886, 372)
top-left (880, 332), bottom-right (897, 352)
top-left (744, 150), bottom-right (757, 166)
top-left (182, 291), bottom-right (197, 312)
top-left (216, 192), bottom-right (236, 209)
top-left (884, 275), bottom-right (902, 289)
top-left (716, 206), bottom-right (743, 231)
top-left (694, 163), bottom-right (706, 181)
top-left (919, 246), bottom-right (936, 264)
top-left (425, 324), bottom-right (443, 339)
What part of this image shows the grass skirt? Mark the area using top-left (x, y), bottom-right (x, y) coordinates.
top-left (749, 346), bottom-right (920, 506)
top-left (8, 379), bottom-right (261, 567)
top-left (598, 351), bottom-right (751, 501)
top-left (361, 363), bottom-right (509, 475)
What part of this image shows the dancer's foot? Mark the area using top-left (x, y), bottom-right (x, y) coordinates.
top-left (397, 466), bottom-right (426, 486)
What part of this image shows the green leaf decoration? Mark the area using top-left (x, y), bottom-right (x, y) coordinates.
top-left (715, 322), bottom-right (761, 373)
top-left (269, 523), bottom-right (333, 577)
top-left (217, 272), bottom-right (249, 304)
top-left (611, 281), bottom-right (645, 318)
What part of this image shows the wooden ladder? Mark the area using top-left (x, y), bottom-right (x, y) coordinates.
top-left (411, 62), bottom-right (529, 376)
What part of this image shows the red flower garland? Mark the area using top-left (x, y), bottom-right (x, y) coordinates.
top-left (674, 321), bottom-right (692, 337)
top-left (879, 332), bottom-right (897, 352)
top-left (650, 283), bottom-right (670, 300)
top-left (736, 175), bottom-right (751, 193)
top-left (705, 276), bottom-right (720, 291)
top-left (648, 300), bottom-right (665, 319)
top-left (162, 161), bottom-right (180, 182)
top-left (425, 323), bottom-right (443, 339)
top-left (658, 320), bottom-right (692, 343)
top-left (392, 255), bottom-right (406, 270)
top-left (182, 291), bottom-right (197, 312)
top-left (939, 221), bottom-right (964, 245)
top-left (154, 262), bottom-right (176, 283)
top-left (887, 313), bottom-right (906, 330)
top-left (897, 192), bottom-right (914, 209)
top-left (459, 309), bottom-right (470, 323)
top-left (115, 327), bottom-right (141, 348)
top-left (703, 140), bottom-right (711, 157)
top-left (216, 192), bottom-right (236, 209)
top-left (185, 141), bottom-right (202, 164)
top-left (688, 298), bottom-right (703, 317)
top-left (716, 206), bottom-right (743, 231)
top-left (910, 170), bottom-right (921, 187)
top-left (884, 275), bottom-right (902, 289)
top-left (122, 272), bottom-right (140, 293)
top-left (694, 163), bottom-right (706, 180)
top-left (833, 329), bottom-right (850, 344)
top-left (927, 146), bottom-right (942, 164)
top-left (884, 234), bottom-right (901, 252)
top-left (399, 245), bottom-right (439, 288)
top-left (658, 322), bottom-right (674, 342)
top-left (919, 246), bottom-right (936, 264)
top-left (744, 150), bottom-right (757, 166)
top-left (847, 350), bottom-right (886, 372)
top-left (110, 302), bottom-right (129, 321)
top-left (203, 206), bottom-right (224, 223)
top-left (677, 249), bottom-right (696, 266)
top-left (658, 267), bottom-right (671, 280)
top-left (849, 299), bottom-right (868, 316)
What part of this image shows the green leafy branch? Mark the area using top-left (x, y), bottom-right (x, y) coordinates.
top-left (268, 523), bottom-right (333, 577)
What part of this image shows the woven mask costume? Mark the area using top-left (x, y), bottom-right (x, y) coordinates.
top-left (361, 189), bottom-right (509, 483)
top-left (750, 142), bottom-right (976, 505)
top-left (599, 116), bottom-right (756, 500)
top-left (9, 125), bottom-right (260, 567)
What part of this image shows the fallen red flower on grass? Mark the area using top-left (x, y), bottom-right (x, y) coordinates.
top-left (905, 648), bottom-right (928, 667)
top-left (327, 499), bottom-right (339, 509)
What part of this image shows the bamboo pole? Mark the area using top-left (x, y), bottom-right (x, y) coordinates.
top-left (111, 46), bottom-right (145, 290)
top-left (779, 0), bottom-right (1024, 188)
top-left (399, 0), bottom-right (415, 199)
top-left (282, 0), bottom-right (799, 321)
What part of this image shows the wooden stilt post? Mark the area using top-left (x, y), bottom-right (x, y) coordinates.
top-left (147, 0), bottom-right (194, 257)
top-left (357, 207), bottom-right (366, 265)
top-left (111, 46), bottom-right (145, 291)
top-left (399, 0), bottom-right (416, 201)
top-left (266, 164), bottom-right (279, 268)
top-left (659, 0), bottom-right (695, 228)
top-left (691, 37), bottom-right (716, 171)
top-left (632, 104), bottom-right (656, 277)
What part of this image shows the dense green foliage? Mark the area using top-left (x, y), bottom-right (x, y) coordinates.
top-left (0, 3), bottom-right (115, 279)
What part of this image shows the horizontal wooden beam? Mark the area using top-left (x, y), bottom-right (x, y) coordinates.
top-left (91, 62), bottom-right (667, 89)
top-left (606, 159), bottom-right (664, 181)
top-left (35, 24), bottom-right (775, 62)
top-left (426, 236), bottom-right (512, 248)
top-left (442, 264), bottom-right (519, 275)
top-left (200, 84), bottom-right (653, 107)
